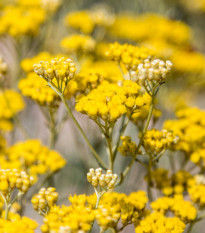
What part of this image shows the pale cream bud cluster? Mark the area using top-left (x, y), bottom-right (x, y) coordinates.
top-left (195, 175), bottom-right (205, 185)
top-left (0, 56), bottom-right (7, 80)
top-left (87, 168), bottom-right (118, 191)
top-left (132, 58), bottom-right (172, 86)
top-left (33, 57), bottom-right (76, 82)
top-left (31, 187), bottom-right (58, 214)
top-left (0, 169), bottom-right (34, 196)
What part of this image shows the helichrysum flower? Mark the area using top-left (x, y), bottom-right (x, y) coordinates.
top-left (75, 80), bottom-right (142, 122)
top-left (61, 34), bottom-right (96, 55)
top-left (0, 169), bottom-right (34, 195)
top-left (41, 194), bottom-right (95, 233)
top-left (1, 139), bottom-right (66, 180)
top-left (18, 72), bottom-right (59, 106)
top-left (0, 5), bottom-right (46, 37)
top-left (151, 196), bottom-right (197, 222)
top-left (135, 212), bottom-right (185, 233)
top-left (143, 129), bottom-right (177, 155)
top-left (118, 136), bottom-right (137, 157)
top-left (87, 168), bottom-right (118, 191)
top-left (0, 217), bottom-right (38, 233)
top-left (0, 90), bottom-right (25, 131)
top-left (33, 57), bottom-right (76, 93)
top-left (31, 187), bottom-right (58, 215)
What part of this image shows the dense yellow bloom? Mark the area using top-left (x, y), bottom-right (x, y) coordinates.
top-left (65, 11), bottom-right (94, 34)
top-left (31, 187), bottom-right (58, 215)
top-left (110, 14), bottom-right (191, 46)
top-left (96, 191), bottom-right (148, 231)
top-left (75, 80), bottom-right (141, 122)
top-left (135, 212), bottom-right (185, 233)
top-left (164, 107), bottom-right (205, 153)
top-left (18, 72), bottom-right (59, 106)
top-left (118, 136), bottom-right (137, 157)
top-left (149, 169), bottom-right (192, 196)
top-left (106, 42), bottom-right (152, 71)
top-left (0, 217), bottom-right (38, 233)
top-left (41, 194), bottom-right (95, 233)
top-left (61, 34), bottom-right (96, 54)
top-left (151, 196), bottom-right (197, 222)
top-left (65, 8), bottom-right (114, 34)
top-left (33, 57), bottom-right (76, 94)
top-left (0, 169), bottom-right (34, 195)
top-left (188, 175), bottom-right (205, 207)
top-left (0, 139), bottom-right (66, 179)
top-left (0, 90), bottom-right (25, 131)
top-left (0, 5), bottom-right (46, 37)
top-left (143, 129), bottom-right (176, 155)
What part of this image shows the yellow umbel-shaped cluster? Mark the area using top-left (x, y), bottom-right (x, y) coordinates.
top-left (75, 80), bottom-right (141, 122)
top-left (151, 196), bottom-right (197, 222)
top-left (135, 212), bottom-right (185, 233)
top-left (143, 129), bottom-right (176, 155)
top-left (33, 57), bottom-right (76, 89)
top-left (118, 136), bottom-right (137, 157)
top-left (106, 42), bottom-right (151, 70)
top-left (1, 139), bottom-right (66, 180)
top-left (87, 168), bottom-right (118, 191)
top-left (31, 187), bottom-right (58, 215)
top-left (0, 169), bottom-right (34, 195)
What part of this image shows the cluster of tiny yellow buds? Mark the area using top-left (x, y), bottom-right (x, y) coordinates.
top-left (106, 42), bottom-right (151, 70)
top-left (0, 57), bottom-right (7, 80)
top-left (118, 136), bottom-right (137, 157)
top-left (33, 57), bottom-right (76, 83)
top-left (132, 58), bottom-right (172, 86)
top-left (87, 168), bottom-right (118, 191)
top-left (143, 129), bottom-right (177, 155)
top-left (0, 169), bottom-right (34, 196)
top-left (31, 187), bottom-right (58, 215)
top-left (151, 196), bottom-right (197, 223)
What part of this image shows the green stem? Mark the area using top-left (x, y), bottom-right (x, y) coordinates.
top-left (48, 107), bottom-right (57, 149)
top-left (60, 94), bottom-right (108, 170)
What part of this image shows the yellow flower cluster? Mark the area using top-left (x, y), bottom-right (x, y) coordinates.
top-left (110, 14), bottom-right (191, 46)
top-left (118, 136), bottom-right (137, 157)
top-left (0, 90), bottom-right (25, 131)
top-left (0, 217), bottom-right (38, 233)
top-left (33, 57), bottom-right (76, 91)
top-left (151, 196), bottom-right (197, 222)
top-left (149, 169), bottom-right (192, 196)
top-left (0, 139), bottom-right (66, 179)
top-left (41, 194), bottom-right (95, 233)
top-left (106, 42), bottom-right (152, 71)
top-left (18, 72), bottom-right (59, 106)
top-left (87, 168), bottom-right (118, 190)
top-left (0, 5), bottom-right (46, 37)
top-left (65, 8), bottom-right (114, 34)
top-left (0, 57), bottom-right (7, 81)
top-left (188, 175), bottom-right (205, 207)
top-left (0, 169), bottom-right (34, 195)
top-left (31, 187), bottom-right (58, 215)
top-left (96, 191), bottom-right (148, 232)
top-left (190, 145), bottom-right (205, 167)
top-left (75, 80), bottom-right (142, 122)
top-left (61, 34), bottom-right (96, 54)
top-left (135, 212), bottom-right (185, 233)
top-left (143, 129), bottom-right (176, 155)
top-left (164, 107), bottom-right (205, 153)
